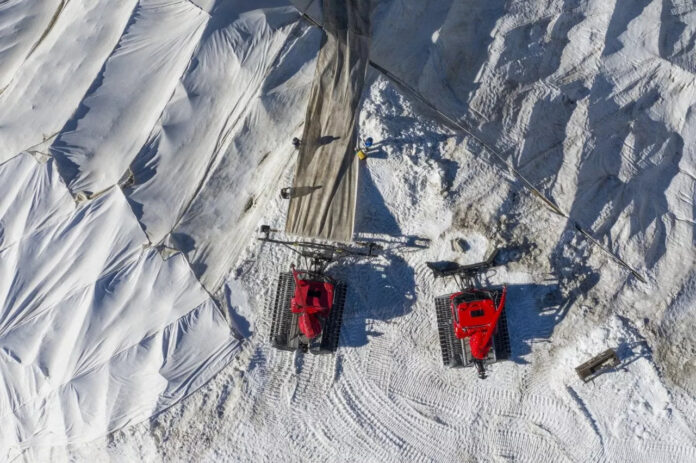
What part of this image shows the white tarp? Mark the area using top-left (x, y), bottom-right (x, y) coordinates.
top-left (126, 4), bottom-right (319, 292)
top-left (166, 18), bottom-right (322, 292)
top-left (51, 0), bottom-right (209, 196)
top-left (0, 0), bottom-right (63, 90)
top-left (0, 0), bottom-right (139, 162)
top-left (0, 154), bottom-right (240, 459)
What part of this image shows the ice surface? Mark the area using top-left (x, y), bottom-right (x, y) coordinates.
top-left (0, 0), bottom-right (63, 90)
top-left (0, 0), bottom-right (139, 162)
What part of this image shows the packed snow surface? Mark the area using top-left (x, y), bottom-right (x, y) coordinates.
top-left (0, 0), bottom-right (695, 461)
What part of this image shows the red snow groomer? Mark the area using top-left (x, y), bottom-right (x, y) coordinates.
top-left (428, 250), bottom-right (511, 379)
top-left (259, 225), bottom-right (378, 354)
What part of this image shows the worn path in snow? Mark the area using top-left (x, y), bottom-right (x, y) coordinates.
top-left (285, 0), bottom-right (370, 242)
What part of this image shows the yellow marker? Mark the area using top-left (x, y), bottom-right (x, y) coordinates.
top-left (356, 149), bottom-right (367, 160)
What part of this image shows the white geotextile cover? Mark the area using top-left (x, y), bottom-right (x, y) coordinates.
top-left (0, 0), bottom-right (140, 162)
top-left (0, 1), bottom-right (317, 456)
top-left (124, 4), bottom-right (319, 291)
top-left (0, 0), bottom-right (63, 90)
top-left (0, 154), bottom-right (239, 458)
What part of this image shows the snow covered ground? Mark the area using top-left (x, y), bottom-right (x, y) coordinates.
top-left (1, 0), bottom-right (695, 461)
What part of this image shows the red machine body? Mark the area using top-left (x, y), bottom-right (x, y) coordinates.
top-left (261, 225), bottom-right (376, 355)
top-left (291, 269), bottom-right (334, 340)
top-left (450, 286), bottom-right (507, 360)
